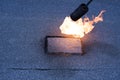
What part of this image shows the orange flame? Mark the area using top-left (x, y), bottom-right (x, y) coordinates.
top-left (60, 10), bottom-right (106, 38)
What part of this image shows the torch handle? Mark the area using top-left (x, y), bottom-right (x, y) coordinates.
top-left (86, 0), bottom-right (93, 6)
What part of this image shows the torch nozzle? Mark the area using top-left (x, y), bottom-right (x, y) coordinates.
top-left (70, 0), bottom-right (93, 21)
top-left (86, 0), bottom-right (93, 6)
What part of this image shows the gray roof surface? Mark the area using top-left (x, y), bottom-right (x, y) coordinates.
top-left (0, 0), bottom-right (120, 80)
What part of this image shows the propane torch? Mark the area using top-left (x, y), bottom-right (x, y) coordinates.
top-left (70, 0), bottom-right (93, 21)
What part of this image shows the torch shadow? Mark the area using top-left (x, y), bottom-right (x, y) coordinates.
top-left (82, 40), bottom-right (120, 58)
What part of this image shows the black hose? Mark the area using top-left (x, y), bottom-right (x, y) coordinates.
top-left (86, 0), bottom-right (93, 6)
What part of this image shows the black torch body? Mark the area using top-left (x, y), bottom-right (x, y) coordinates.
top-left (70, 3), bottom-right (88, 21)
top-left (70, 0), bottom-right (93, 21)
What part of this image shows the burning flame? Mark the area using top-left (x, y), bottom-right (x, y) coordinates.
top-left (60, 10), bottom-right (106, 38)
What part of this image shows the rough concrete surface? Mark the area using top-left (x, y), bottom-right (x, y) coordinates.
top-left (0, 0), bottom-right (120, 80)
